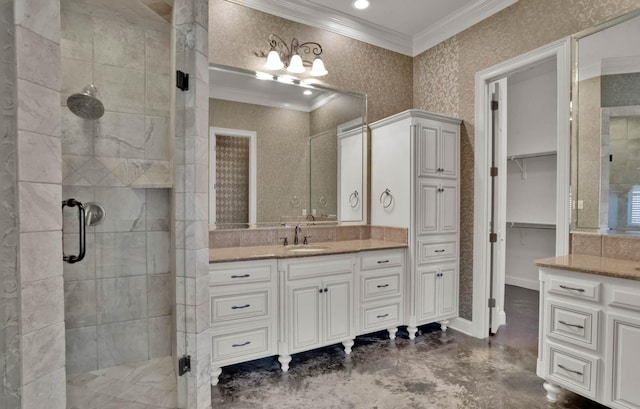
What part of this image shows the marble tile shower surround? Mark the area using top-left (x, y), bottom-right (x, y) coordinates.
top-left (60, 0), bottom-right (174, 379)
top-left (209, 225), bottom-right (408, 249)
top-left (0, 0), bottom-right (19, 407)
top-left (60, 0), bottom-right (173, 188)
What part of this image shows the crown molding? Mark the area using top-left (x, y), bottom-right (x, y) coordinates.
top-left (412, 0), bottom-right (518, 56)
top-left (225, 0), bottom-right (517, 57)
top-left (225, 0), bottom-right (413, 56)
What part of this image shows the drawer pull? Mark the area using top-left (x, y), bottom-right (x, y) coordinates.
top-left (231, 304), bottom-right (251, 310)
top-left (559, 285), bottom-right (585, 292)
top-left (377, 260), bottom-right (390, 264)
top-left (376, 313), bottom-right (389, 319)
top-left (557, 364), bottom-right (583, 376)
top-left (232, 341), bottom-right (251, 348)
top-left (558, 320), bottom-right (584, 329)
top-left (230, 274), bottom-right (251, 279)
top-left (434, 249), bottom-right (446, 253)
top-left (377, 284), bottom-right (390, 288)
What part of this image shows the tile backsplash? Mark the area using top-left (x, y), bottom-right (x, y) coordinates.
top-left (571, 232), bottom-right (640, 262)
top-left (209, 225), bottom-right (408, 249)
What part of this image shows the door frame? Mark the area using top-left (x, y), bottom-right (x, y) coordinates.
top-left (209, 127), bottom-right (257, 226)
top-left (469, 38), bottom-right (571, 339)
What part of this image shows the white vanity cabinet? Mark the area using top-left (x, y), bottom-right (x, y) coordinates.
top-left (355, 249), bottom-right (405, 339)
top-left (278, 254), bottom-right (355, 371)
top-left (538, 267), bottom-right (640, 408)
top-left (370, 110), bottom-right (461, 338)
top-left (209, 259), bottom-right (279, 385)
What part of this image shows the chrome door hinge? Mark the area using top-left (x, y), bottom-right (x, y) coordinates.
top-left (491, 101), bottom-right (499, 111)
top-left (489, 233), bottom-right (497, 243)
top-left (490, 167), bottom-right (498, 177)
top-left (176, 70), bottom-right (189, 91)
top-left (488, 298), bottom-right (496, 308)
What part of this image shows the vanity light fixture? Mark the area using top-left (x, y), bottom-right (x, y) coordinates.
top-left (256, 34), bottom-right (328, 77)
top-left (304, 90), bottom-right (313, 95)
top-left (353, 0), bottom-right (370, 10)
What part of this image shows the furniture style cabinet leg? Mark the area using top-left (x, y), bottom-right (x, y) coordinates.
top-left (543, 382), bottom-right (562, 403)
top-left (387, 327), bottom-right (398, 340)
top-left (278, 355), bottom-right (292, 372)
top-left (211, 367), bottom-right (222, 386)
top-left (408, 325), bottom-right (418, 340)
top-left (438, 319), bottom-right (449, 332)
top-left (342, 339), bottom-right (355, 355)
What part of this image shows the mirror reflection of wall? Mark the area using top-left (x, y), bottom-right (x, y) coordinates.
top-left (574, 11), bottom-right (640, 232)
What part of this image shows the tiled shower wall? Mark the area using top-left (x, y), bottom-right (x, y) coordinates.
top-left (60, 0), bottom-right (173, 374)
top-left (0, 1), bottom-right (19, 407)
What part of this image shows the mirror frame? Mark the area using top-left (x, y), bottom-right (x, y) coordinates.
top-left (208, 63), bottom-right (369, 229)
top-left (570, 7), bottom-right (640, 233)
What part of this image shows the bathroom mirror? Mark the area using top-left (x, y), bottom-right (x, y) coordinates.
top-left (208, 64), bottom-right (367, 229)
top-left (572, 9), bottom-right (640, 233)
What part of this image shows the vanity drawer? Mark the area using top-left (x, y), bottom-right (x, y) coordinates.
top-left (210, 260), bottom-right (276, 285)
top-left (361, 272), bottom-right (402, 301)
top-left (212, 326), bottom-right (271, 362)
top-left (609, 286), bottom-right (640, 313)
top-left (546, 299), bottom-right (600, 350)
top-left (417, 239), bottom-right (457, 263)
top-left (545, 341), bottom-right (598, 399)
top-left (211, 290), bottom-right (271, 324)
top-left (360, 250), bottom-right (404, 270)
top-left (361, 302), bottom-right (402, 332)
top-left (548, 276), bottom-right (601, 303)
top-left (284, 255), bottom-right (353, 280)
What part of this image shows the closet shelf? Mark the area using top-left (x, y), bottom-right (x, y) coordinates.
top-left (506, 221), bottom-right (556, 230)
top-left (507, 150), bottom-right (557, 160)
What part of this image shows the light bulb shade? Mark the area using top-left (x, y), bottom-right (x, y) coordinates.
top-left (265, 50), bottom-right (284, 70)
top-left (287, 54), bottom-right (306, 74)
top-left (310, 57), bottom-right (328, 76)
top-left (353, 0), bottom-right (370, 9)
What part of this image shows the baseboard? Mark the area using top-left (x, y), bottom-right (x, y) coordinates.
top-left (448, 317), bottom-right (475, 337)
top-left (505, 276), bottom-right (540, 291)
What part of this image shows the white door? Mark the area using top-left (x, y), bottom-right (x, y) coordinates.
top-left (489, 78), bottom-right (508, 334)
top-left (606, 312), bottom-right (640, 409)
top-left (289, 281), bottom-right (322, 353)
top-left (438, 264), bottom-right (457, 316)
top-left (324, 277), bottom-right (352, 343)
top-left (417, 267), bottom-right (438, 322)
top-left (440, 126), bottom-right (458, 178)
top-left (440, 181), bottom-right (458, 233)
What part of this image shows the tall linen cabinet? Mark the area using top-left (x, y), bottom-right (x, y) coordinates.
top-left (370, 110), bottom-right (461, 338)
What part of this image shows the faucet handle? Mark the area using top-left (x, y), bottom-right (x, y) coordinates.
top-left (279, 236), bottom-right (288, 246)
top-left (303, 235), bottom-right (311, 245)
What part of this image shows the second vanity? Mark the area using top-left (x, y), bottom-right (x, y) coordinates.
top-left (208, 239), bottom-right (408, 385)
top-left (535, 255), bottom-right (640, 408)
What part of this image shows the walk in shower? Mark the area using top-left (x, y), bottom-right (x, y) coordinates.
top-left (60, 0), bottom-right (182, 407)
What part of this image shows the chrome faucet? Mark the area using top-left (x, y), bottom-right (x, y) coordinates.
top-left (293, 225), bottom-right (302, 245)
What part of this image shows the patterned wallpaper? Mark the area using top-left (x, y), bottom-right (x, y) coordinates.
top-left (215, 135), bottom-right (250, 224)
top-left (414, 0), bottom-right (640, 320)
top-left (208, 0), bottom-right (413, 124)
top-left (209, 0), bottom-right (640, 321)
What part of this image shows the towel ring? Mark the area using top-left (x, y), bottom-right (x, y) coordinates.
top-left (349, 190), bottom-right (359, 208)
top-left (319, 196), bottom-right (328, 208)
top-left (290, 195), bottom-right (300, 208)
top-left (379, 188), bottom-right (393, 209)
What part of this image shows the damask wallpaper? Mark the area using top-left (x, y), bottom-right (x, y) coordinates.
top-left (209, 0), bottom-right (640, 321)
top-left (414, 0), bottom-right (640, 320)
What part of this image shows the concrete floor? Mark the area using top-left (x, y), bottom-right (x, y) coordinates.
top-left (212, 286), bottom-right (608, 409)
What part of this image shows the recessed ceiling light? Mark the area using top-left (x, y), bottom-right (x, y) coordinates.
top-left (353, 0), bottom-right (369, 10)
top-left (304, 90), bottom-right (313, 96)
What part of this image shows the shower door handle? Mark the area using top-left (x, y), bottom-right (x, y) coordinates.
top-left (62, 198), bottom-right (86, 264)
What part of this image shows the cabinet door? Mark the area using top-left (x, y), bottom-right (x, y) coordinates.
top-left (439, 182), bottom-right (458, 233)
top-left (438, 265), bottom-right (458, 317)
top-left (440, 127), bottom-right (458, 178)
top-left (324, 277), bottom-right (353, 344)
top-left (417, 124), bottom-right (439, 177)
top-left (288, 281), bottom-right (322, 353)
top-left (417, 267), bottom-right (438, 322)
top-left (338, 129), bottom-right (363, 222)
top-left (606, 312), bottom-right (640, 409)
top-left (417, 179), bottom-right (439, 235)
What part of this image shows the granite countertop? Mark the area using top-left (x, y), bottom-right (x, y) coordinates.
top-left (209, 239), bottom-right (408, 263)
top-left (535, 254), bottom-right (640, 281)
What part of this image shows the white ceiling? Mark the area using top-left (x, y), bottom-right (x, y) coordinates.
top-left (225, 0), bottom-right (518, 56)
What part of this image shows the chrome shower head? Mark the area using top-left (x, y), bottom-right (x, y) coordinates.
top-left (67, 84), bottom-right (105, 120)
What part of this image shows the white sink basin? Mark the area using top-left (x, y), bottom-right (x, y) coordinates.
top-left (288, 247), bottom-right (328, 253)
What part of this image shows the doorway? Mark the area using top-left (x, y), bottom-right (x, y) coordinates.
top-left (471, 39), bottom-right (571, 340)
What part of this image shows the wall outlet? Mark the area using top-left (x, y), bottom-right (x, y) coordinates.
top-left (577, 200), bottom-right (584, 210)
top-left (302, 209), bottom-right (307, 216)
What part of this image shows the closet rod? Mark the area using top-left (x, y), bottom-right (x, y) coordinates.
top-left (507, 221), bottom-right (556, 230)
